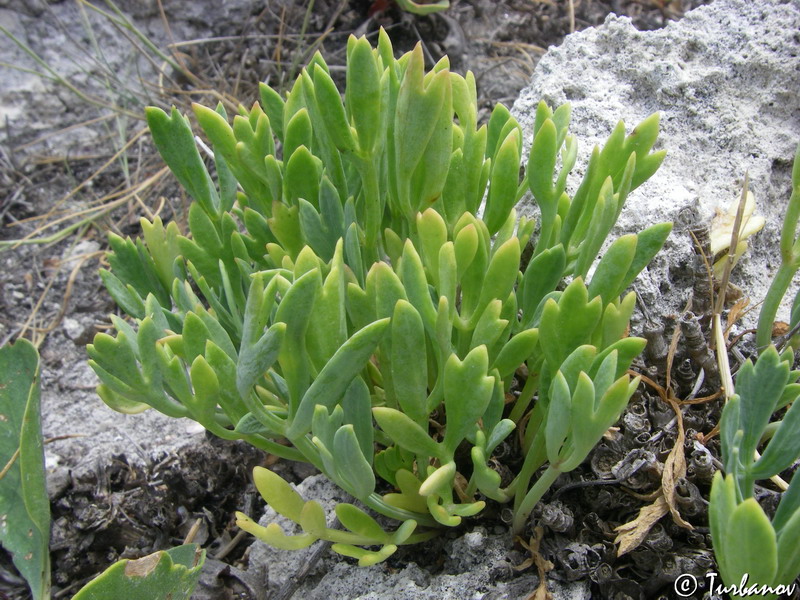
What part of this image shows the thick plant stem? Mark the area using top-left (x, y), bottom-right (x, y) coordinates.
top-left (512, 464), bottom-right (561, 534)
top-left (507, 426), bottom-right (549, 515)
top-left (757, 263), bottom-right (798, 351)
top-left (360, 160), bottom-right (382, 263)
top-left (509, 372), bottom-right (539, 423)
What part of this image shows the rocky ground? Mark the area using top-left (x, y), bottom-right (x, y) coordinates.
top-left (7, 1), bottom-right (800, 599)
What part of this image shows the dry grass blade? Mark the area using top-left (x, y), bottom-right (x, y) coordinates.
top-left (16, 249), bottom-right (103, 346)
top-left (617, 311), bottom-right (694, 555)
top-left (713, 173), bottom-right (750, 397)
top-left (2, 165), bottom-right (168, 245)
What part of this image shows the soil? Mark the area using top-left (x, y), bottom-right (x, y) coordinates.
top-left (1, 1), bottom-right (764, 599)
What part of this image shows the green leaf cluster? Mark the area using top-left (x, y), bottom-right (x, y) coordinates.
top-left (89, 31), bottom-right (670, 562)
top-left (711, 346), bottom-right (800, 599)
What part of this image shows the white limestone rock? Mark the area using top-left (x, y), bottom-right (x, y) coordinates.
top-left (512, 0), bottom-right (800, 328)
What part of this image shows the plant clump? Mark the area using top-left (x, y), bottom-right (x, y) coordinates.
top-left (87, 29), bottom-right (670, 565)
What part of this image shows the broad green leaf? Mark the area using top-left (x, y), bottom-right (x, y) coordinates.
top-left (72, 544), bottom-right (205, 600)
top-left (373, 407), bottom-right (441, 459)
top-left (486, 103), bottom-right (511, 160)
top-left (520, 244), bottom-right (566, 328)
top-left (773, 470), bottom-right (800, 534)
top-left (441, 149), bottom-right (466, 230)
top-left (283, 109), bottom-right (313, 163)
top-left (775, 509), bottom-right (800, 586)
top-left (750, 395), bottom-right (800, 480)
top-left (99, 269), bottom-right (146, 319)
top-left (469, 237), bottom-right (520, 327)
top-left (709, 473), bottom-right (737, 583)
top-left (0, 340), bottom-right (49, 600)
top-left (417, 209), bottom-right (448, 284)
top-left (312, 64), bottom-right (355, 153)
top-left (252, 467), bottom-right (306, 522)
top-left (342, 377), bottom-right (373, 463)
top-left (335, 504), bottom-right (388, 544)
top-left (737, 347), bottom-right (790, 463)
top-left (545, 371), bottom-right (572, 465)
top-left (394, 46), bottom-right (448, 212)
top-left (285, 146), bottom-right (322, 207)
top-left (470, 299), bottom-right (507, 350)
top-left (275, 269), bottom-right (321, 411)
top-left (259, 83), bottom-right (285, 141)
top-left (418, 461), bottom-right (456, 496)
top-left (333, 425), bottom-right (376, 500)
top-left (453, 223), bottom-right (479, 279)
top-left (617, 222), bottom-right (672, 292)
top-left (539, 278), bottom-right (602, 369)
top-left (410, 78), bottom-right (452, 212)
top-left (722, 499), bottom-right (777, 593)
top-left (601, 292), bottom-right (636, 349)
top-left (299, 500), bottom-right (328, 538)
top-left (399, 241), bottom-right (437, 335)
top-left (491, 329), bottom-right (539, 380)
top-left (485, 129), bottom-right (521, 234)
top-left (443, 346), bottom-right (494, 454)
top-left (528, 118), bottom-right (558, 208)
top-left (147, 106), bottom-right (219, 215)
top-left (391, 300), bottom-right (428, 423)
top-left (346, 37), bottom-right (382, 155)
top-left (587, 234), bottom-right (637, 304)
top-left (287, 319), bottom-right (389, 438)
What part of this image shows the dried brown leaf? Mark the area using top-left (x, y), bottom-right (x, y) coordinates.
top-left (662, 399), bottom-right (693, 530)
top-left (614, 494), bottom-right (670, 556)
top-left (773, 321), bottom-right (791, 337)
top-left (726, 297), bottom-right (751, 330)
top-left (521, 528), bottom-right (554, 600)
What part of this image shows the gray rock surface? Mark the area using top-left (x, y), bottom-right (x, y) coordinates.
top-left (513, 0), bottom-right (800, 329)
top-left (0, 0), bottom-right (259, 479)
top-left (246, 474), bottom-right (589, 600)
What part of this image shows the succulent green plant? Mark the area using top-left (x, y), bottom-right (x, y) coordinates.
top-left (88, 30), bottom-right (670, 564)
top-left (711, 346), bottom-right (800, 600)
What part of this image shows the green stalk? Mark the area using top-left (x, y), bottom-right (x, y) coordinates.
top-left (359, 159), bottom-right (382, 264)
top-left (508, 372), bottom-right (539, 423)
top-left (757, 263), bottom-right (798, 351)
top-left (244, 435), bottom-right (308, 462)
top-left (511, 464), bottom-right (561, 534)
top-left (323, 525), bottom-right (438, 546)
top-left (507, 425), bottom-right (548, 515)
top-left (364, 494), bottom-right (440, 528)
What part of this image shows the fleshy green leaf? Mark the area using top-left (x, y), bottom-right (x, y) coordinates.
top-left (287, 319), bottom-right (389, 438)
